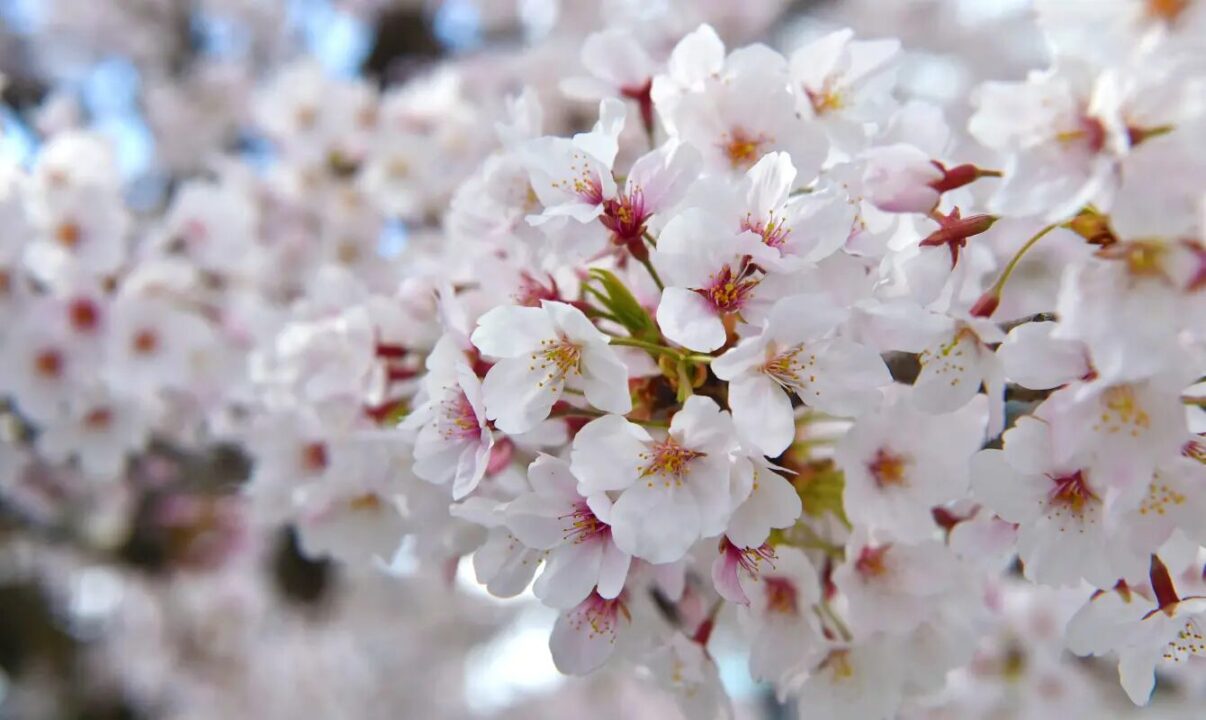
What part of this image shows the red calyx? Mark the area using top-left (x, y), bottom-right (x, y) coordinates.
top-left (928, 162), bottom-right (996, 195)
top-left (620, 79), bottom-right (655, 138)
top-left (968, 290), bottom-right (1001, 319)
top-left (921, 208), bottom-right (998, 266)
top-left (1150, 554), bottom-right (1180, 614)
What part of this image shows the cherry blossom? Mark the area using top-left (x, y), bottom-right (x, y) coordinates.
top-left (470, 300), bottom-right (631, 433)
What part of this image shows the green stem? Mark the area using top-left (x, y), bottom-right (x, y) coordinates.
top-left (609, 336), bottom-right (681, 357)
top-left (990, 223), bottom-right (1058, 295)
top-left (637, 254), bottom-right (664, 291)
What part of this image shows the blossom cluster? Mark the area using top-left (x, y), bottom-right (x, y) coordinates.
top-left (379, 8), bottom-right (1203, 717)
top-left (1, 0), bottom-right (1204, 718)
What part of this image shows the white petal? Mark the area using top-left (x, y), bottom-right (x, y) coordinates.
top-left (506, 493), bottom-right (571, 550)
top-left (1118, 645), bottom-right (1159, 706)
top-left (727, 470), bottom-right (801, 548)
top-left (657, 287), bottom-right (725, 352)
top-left (527, 453), bottom-right (580, 499)
top-left (998, 321), bottom-right (1089, 390)
top-left (480, 357), bottom-right (561, 434)
top-left (914, 330), bottom-right (984, 413)
top-left (610, 483), bottom-right (701, 564)
top-left (578, 344), bottom-right (633, 415)
top-left (570, 415), bottom-right (649, 494)
top-left (596, 542), bottom-right (631, 599)
top-left (969, 449), bottom-right (1044, 524)
top-left (535, 541), bottom-right (604, 609)
top-left (471, 305), bottom-right (554, 358)
top-left (549, 604), bottom-right (619, 675)
top-left (729, 374), bottom-right (795, 457)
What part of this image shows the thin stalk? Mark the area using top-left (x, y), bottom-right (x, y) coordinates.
top-left (990, 224), bottom-right (1058, 295)
top-left (637, 254), bottom-right (664, 291)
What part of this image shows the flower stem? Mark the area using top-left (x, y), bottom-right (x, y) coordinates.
top-left (990, 223), bottom-right (1058, 296)
top-left (609, 336), bottom-right (679, 357)
top-left (637, 253), bottom-right (664, 291)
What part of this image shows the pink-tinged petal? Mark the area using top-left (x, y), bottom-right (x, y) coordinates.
top-left (627, 140), bottom-right (701, 214)
top-left (480, 357), bottom-right (562, 434)
top-left (451, 440), bottom-right (489, 500)
top-left (711, 548), bottom-right (750, 605)
top-left (549, 596), bottom-right (624, 675)
top-left (470, 305), bottom-right (554, 358)
top-left (526, 453), bottom-right (580, 499)
top-left (577, 344), bottom-right (632, 415)
top-left (596, 541), bottom-right (631, 599)
top-left (535, 540), bottom-right (605, 609)
top-left (570, 414), bottom-right (649, 494)
top-left (610, 482), bottom-right (701, 564)
top-left (729, 374), bottom-right (794, 457)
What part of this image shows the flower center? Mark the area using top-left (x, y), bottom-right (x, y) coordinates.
top-left (1164, 618), bottom-right (1206, 663)
top-left (1094, 385), bottom-right (1152, 438)
top-left (806, 80), bottom-right (844, 116)
top-left (1048, 470), bottom-right (1097, 515)
top-left (867, 448), bottom-right (909, 488)
top-left (819, 649), bottom-right (855, 681)
top-left (301, 442), bottom-right (328, 473)
top-left (68, 298), bottom-right (101, 333)
top-left (132, 329), bottom-right (159, 356)
top-left (348, 493), bottom-right (383, 512)
top-left (34, 349), bottom-right (63, 379)
top-left (562, 501), bottom-right (610, 545)
top-left (551, 152), bottom-right (605, 205)
top-left (1055, 115), bottom-right (1107, 154)
top-left (764, 576), bottom-right (799, 616)
top-left (855, 544), bottom-right (892, 578)
top-left (569, 592), bottom-right (629, 639)
top-left (719, 129), bottom-right (771, 170)
top-left (83, 407), bottom-right (114, 430)
top-left (531, 336), bottom-right (583, 389)
top-left (601, 188), bottom-right (647, 241)
top-left (1148, 0), bottom-right (1191, 23)
top-left (762, 343), bottom-right (814, 389)
top-left (696, 263), bottom-right (759, 314)
top-left (438, 389), bottom-right (481, 441)
top-left (640, 437), bottom-right (705, 485)
top-left (55, 221), bottom-right (82, 249)
top-left (1138, 473), bottom-right (1188, 517)
top-left (742, 213), bottom-right (791, 249)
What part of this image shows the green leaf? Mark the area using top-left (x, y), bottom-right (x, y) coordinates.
top-left (795, 464), bottom-right (849, 526)
top-left (588, 269), bottom-right (658, 342)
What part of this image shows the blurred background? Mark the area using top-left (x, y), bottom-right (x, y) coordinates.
top-left (0, 1), bottom-right (1196, 718)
